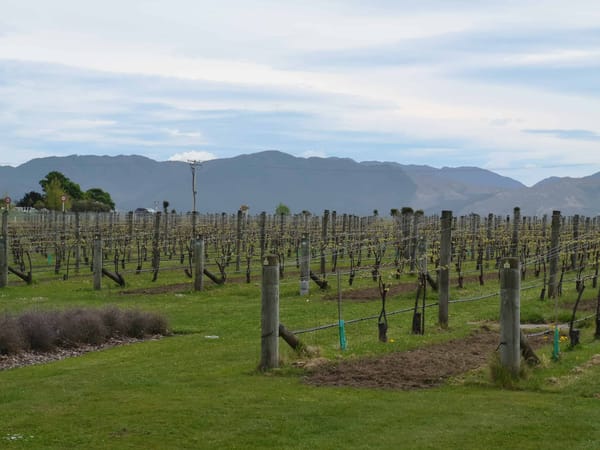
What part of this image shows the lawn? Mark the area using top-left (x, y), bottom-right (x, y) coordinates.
top-left (1, 263), bottom-right (600, 449)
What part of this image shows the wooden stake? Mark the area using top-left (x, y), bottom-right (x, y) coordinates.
top-left (300, 233), bottom-right (310, 296)
top-left (439, 210), bottom-right (452, 328)
top-left (0, 210), bottom-right (8, 287)
top-left (93, 236), bottom-right (102, 291)
top-left (548, 211), bottom-right (561, 299)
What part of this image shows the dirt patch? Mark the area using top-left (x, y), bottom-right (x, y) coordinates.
top-left (120, 283), bottom-right (193, 295)
top-left (324, 282), bottom-right (417, 301)
top-left (305, 327), bottom-right (545, 390)
top-left (324, 272), bottom-right (499, 302)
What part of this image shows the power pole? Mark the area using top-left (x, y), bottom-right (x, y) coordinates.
top-left (188, 160), bottom-right (202, 239)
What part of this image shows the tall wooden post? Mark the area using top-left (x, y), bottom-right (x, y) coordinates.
top-left (410, 212), bottom-right (421, 272)
top-left (572, 214), bottom-right (580, 270)
top-left (259, 211), bottom-right (267, 259)
top-left (500, 257), bottom-right (520, 376)
top-left (108, 212), bottom-right (114, 253)
top-left (151, 212), bottom-right (161, 277)
top-left (486, 213), bottom-right (493, 261)
top-left (0, 210), bottom-right (8, 287)
top-left (194, 236), bottom-right (204, 291)
top-left (75, 212), bottom-right (81, 274)
top-left (260, 255), bottom-right (279, 371)
top-left (439, 210), bottom-right (452, 328)
top-left (300, 233), bottom-right (310, 296)
top-left (191, 211), bottom-right (198, 242)
top-left (235, 209), bottom-right (242, 272)
top-left (511, 207), bottom-right (520, 257)
top-left (320, 209), bottom-right (329, 277)
top-left (93, 236), bottom-right (102, 290)
top-left (163, 209), bottom-right (169, 254)
top-left (548, 211), bottom-right (561, 298)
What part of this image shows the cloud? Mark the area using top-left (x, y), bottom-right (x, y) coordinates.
top-left (1, 2), bottom-right (600, 186)
top-left (168, 151), bottom-right (218, 162)
top-left (522, 129), bottom-right (600, 141)
top-left (299, 150), bottom-right (328, 159)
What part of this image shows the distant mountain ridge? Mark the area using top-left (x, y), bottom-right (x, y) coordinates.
top-left (0, 151), bottom-right (598, 216)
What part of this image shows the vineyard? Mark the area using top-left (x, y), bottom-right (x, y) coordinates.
top-left (2, 208), bottom-right (599, 302)
top-left (2, 208), bottom-right (600, 342)
top-left (1, 207), bottom-right (600, 448)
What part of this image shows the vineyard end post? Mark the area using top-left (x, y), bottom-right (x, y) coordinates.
top-left (260, 254), bottom-right (279, 371)
top-left (500, 257), bottom-right (520, 377)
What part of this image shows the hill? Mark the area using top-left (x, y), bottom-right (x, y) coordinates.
top-left (0, 151), bottom-right (598, 216)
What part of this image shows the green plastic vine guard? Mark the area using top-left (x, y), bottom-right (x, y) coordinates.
top-left (339, 320), bottom-right (347, 350)
top-left (552, 325), bottom-right (560, 361)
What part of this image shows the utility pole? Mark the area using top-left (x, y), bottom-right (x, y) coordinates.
top-left (188, 160), bottom-right (202, 239)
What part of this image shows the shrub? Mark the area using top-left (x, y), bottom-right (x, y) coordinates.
top-left (57, 309), bottom-right (109, 346)
top-left (0, 307), bottom-right (169, 356)
top-left (100, 306), bottom-right (128, 337)
top-left (18, 311), bottom-right (60, 352)
top-left (0, 314), bottom-right (25, 355)
top-left (123, 309), bottom-right (170, 338)
top-left (142, 312), bottom-right (169, 336)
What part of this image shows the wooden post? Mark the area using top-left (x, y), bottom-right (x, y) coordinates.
top-left (572, 214), bottom-right (580, 270)
top-left (162, 209), bottom-right (169, 254)
top-left (410, 212), bottom-right (420, 272)
top-left (151, 212), bottom-right (161, 280)
top-left (108, 212), bottom-right (114, 252)
top-left (320, 209), bottom-right (329, 277)
top-left (500, 257), bottom-right (520, 376)
top-left (439, 210), bottom-right (452, 328)
top-left (191, 211), bottom-right (198, 242)
top-left (548, 211), bottom-right (561, 298)
top-left (486, 213), bottom-right (493, 261)
top-left (260, 254), bottom-right (279, 371)
top-left (75, 212), bottom-right (81, 274)
top-left (235, 209), bottom-right (242, 272)
top-left (0, 210), bottom-right (8, 287)
top-left (300, 233), bottom-right (310, 296)
top-left (93, 236), bottom-right (102, 290)
top-left (194, 237), bottom-right (204, 291)
top-left (259, 211), bottom-right (266, 259)
top-left (511, 207), bottom-right (520, 257)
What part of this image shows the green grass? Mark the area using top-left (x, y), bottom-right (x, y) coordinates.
top-left (1, 264), bottom-right (600, 449)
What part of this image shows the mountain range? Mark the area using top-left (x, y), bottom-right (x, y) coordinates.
top-left (1, 151), bottom-right (598, 217)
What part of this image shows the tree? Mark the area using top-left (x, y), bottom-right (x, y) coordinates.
top-left (16, 191), bottom-right (44, 208)
top-left (39, 171), bottom-right (84, 200)
top-left (162, 200), bottom-right (170, 214)
top-left (36, 171), bottom-right (115, 211)
top-left (275, 203), bottom-right (290, 216)
top-left (44, 178), bottom-right (70, 211)
top-left (85, 188), bottom-right (115, 210)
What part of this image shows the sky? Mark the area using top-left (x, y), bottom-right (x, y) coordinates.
top-left (1, 0), bottom-right (599, 186)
